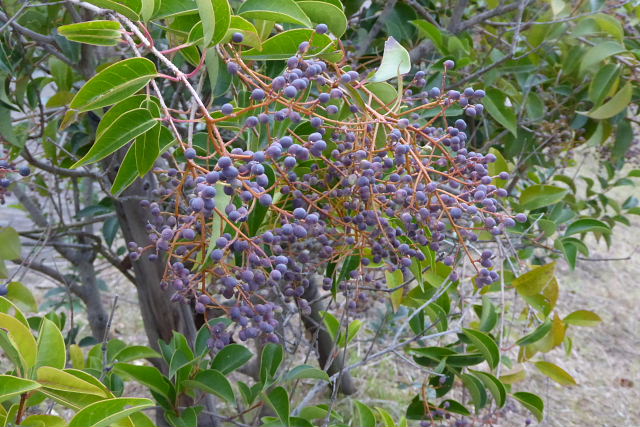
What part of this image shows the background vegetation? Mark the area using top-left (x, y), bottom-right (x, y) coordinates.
top-left (0, 0), bottom-right (638, 426)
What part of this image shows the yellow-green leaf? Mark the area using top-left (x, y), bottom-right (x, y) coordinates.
top-left (534, 361), bottom-right (577, 386)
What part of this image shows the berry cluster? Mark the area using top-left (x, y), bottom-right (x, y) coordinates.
top-left (127, 28), bottom-right (525, 347)
top-left (0, 159), bottom-right (30, 204)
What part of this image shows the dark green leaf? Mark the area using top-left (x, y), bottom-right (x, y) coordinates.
top-left (512, 392), bottom-right (544, 422)
top-left (70, 58), bottom-right (157, 112)
top-left (211, 344), bottom-right (253, 374)
top-left (73, 108), bottom-right (156, 167)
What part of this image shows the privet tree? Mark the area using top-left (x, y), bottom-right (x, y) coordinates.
top-left (0, 0), bottom-right (638, 426)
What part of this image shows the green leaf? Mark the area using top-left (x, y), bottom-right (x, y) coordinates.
top-left (580, 81), bottom-right (632, 120)
top-left (338, 319), bottom-right (363, 347)
top-left (242, 29), bottom-right (334, 60)
top-left (512, 392), bottom-right (544, 422)
top-left (68, 397), bottom-right (154, 427)
top-left (113, 363), bottom-right (173, 400)
top-left (35, 318), bottom-right (66, 370)
top-left (354, 401), bottom-right (376, 427)
top-left (589, 64), bottom-right (620, 106)
top-left (112, 345), bottom-right (161, 363)
top-left (73, 108), bottom-right (157, 167)
top-left (370, 37), bottom-right (411, 83)
top-left (580, 41), bottom-right (627, 74)
top-left (206, 47), bottom-right (233, 98)
top-left (483, 88), bottom-right (518, 137)
top-left (516, 318), bottom-right (552, 346)
top-left (96, 95), bottom-right (152, 137)
top-left (196, 0), bottom-right (230, 47)
top-left (184, 369), bottom-right (235, 404)
top-left (265, 386), bottom-right (289, 426)
top-left (513, 263), bottom-right (556, 297)
top-left (375, 407), bottom-right (396, 427)
top-left (283, 364), bottom-right (329, 382)
top-left (386, 269), bottom-right (404, 311)
top-left (21, 414), bottom-right (66, 427)
top-left (135, 123), bottom-right (160, 175)
top-left (469, 370), bottom-right (506, 408)
top-left (319, 310), bottom-right (340, 341)
top-left (168, 349), bottom-right (193, 379)
top-left (563, 310), bottom-right (602, 327)
top-left (0, 227), bottom-right (21, 260)
top-left (238, 0), bottom-right (311, 27)
top-left (298, 1), bottom-right (347, 37)
top-left (520, 184), bottom-right (568, 210)
top-left (410, 20), bottom-right (444, 52)
top-left (260, 343), bottom-right (283, 383)
top-left (0, 312), bottom-right (37, 369)
top-left (5, 282), bottom-right (37, 312)
top-left (58, 21), bottom-right (122, 46)
top-left (534, 361), bottom-right (576, 386)
top-left (69, 58), bottom-right (157, 112)
top-left (83, 0), bottom-right (141, 20)
top-left (564, 218), bottom-right (610, 236)
top-left (460, 373), bottom-right (487, 410)
top-left (37, 367), bottom-right (109, 396)
top-left (211, 343), bottom-right (253, 374)
top-left (110, 144), bottom-right (138, 196)
top-left (0, 376), bottom-right (40, 403)
top-left (462, 328), bottom-right (500, 370)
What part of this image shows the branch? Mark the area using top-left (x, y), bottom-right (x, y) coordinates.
top-left (22, 146), bottom-right (99, 179)
top-left (11, 257), bottom-right (85, 297)
top-left (401, 0), bottom-right (439, 27)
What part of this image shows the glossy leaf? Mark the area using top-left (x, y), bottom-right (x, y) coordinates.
top-left (5, 282), bottom-right (37, 312)
top-left (564, 218), bottom-right (611, 236)
top-left (265, 386), bottom-right (290, 426)
top-left (242, 29), bottom-right (334, 60)
top-left (589, 64), bottom-right (620, 106)
top-left (58, 21), bottom-right (122, 46)
top-left (512, 392), bottom-right (544, 422)
top-left (73, 108), bottom-right (157, 167)
top-left (112, 345), bottom-right (161, 363)
top-left (535, 361), bottom-right (577, 386)
top-left (460, 373), bottom-right (488, 410)
top-left (211, 343), bottom-right (253, 374)
top-left (260, 343), bottom-right (283, 383)
top-left (462, 328), bottom-right (500, 370)
top-left (0, 376), bottom-right (40, 402)
top-left (298, 1), bottom-right (347, 37)
top-left (69, 58), bottom-right (157, 112)
top-left (370, 37), bottom-right (411, 83)
top-left (196, 0), bottom-right (230, 47)
top-left (354, 401), bottom-right (376, 427)
top-left (563, 310), bottom-right (602, 327)
top-left (581, 81), bottom-right (632, 119)
top-left (68, 397), bottom-right (154, 427)
top-left (184, 369), bottom-right (235, 404)
top-left (579, 41), bottom-right (627, 74)
top-left (135, 123), bottom-right (160, 176)
top-left (35, 318), bottom-right (66, 370)
top-left (470, 370), bottom-right (506, 408)
top-left (516, 318), bottom-right (552, 346)
top-left (113, 363), bottom-right (174, 399)
top-left (483, 88), bottom-right (518, 137)
top-left (283, 364), bottom-right (329, 382)
top-left (84, 0), bottom-right (141, 19)
top-left (520, 184), bottom-right (567, 210)
top-left (238, 0), bottom-right (312, 28)
top-left (0, 312), bottom-right (37, 369)
top-left (513, 263), bottom-right (556, 297)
